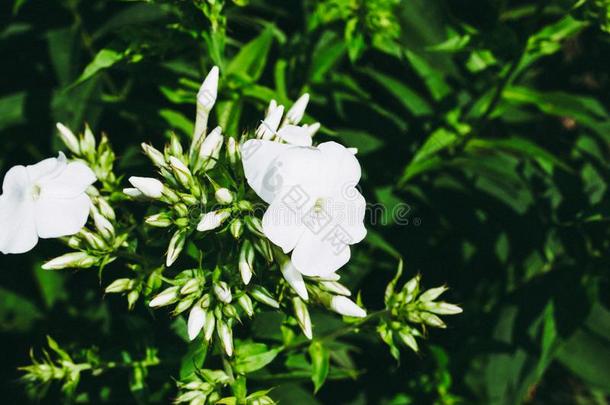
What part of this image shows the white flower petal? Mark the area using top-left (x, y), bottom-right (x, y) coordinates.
top-left (240, 140), bottom-right (292, 204)
top-left (40, 162), bottom-right (96, 199)
top-left (26, 153), bottom-right (67, 183)
top-left (318, 141), bottom-right (361, 192)
top-left (276, 125), bottom-right (313, 146)
top-left (262, 188), bottom-right (312, 253)
top-left (0, 195), bottom-right (38, 254)
top-left (332, 188), bottom-right (367, 244)
top-left (281, 261), bottom-right (309, 300)
top-left (35, 194), bottom-right (91, 238)
top-left (291, 231), bottom-right (351, 277)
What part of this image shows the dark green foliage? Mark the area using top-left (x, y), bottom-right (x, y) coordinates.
top-left (1, 0), bottom-right (609, 403)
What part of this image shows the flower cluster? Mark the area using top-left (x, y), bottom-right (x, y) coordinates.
top-left (2, 65), bottom-right (462, 401)
top-left (378, 263), bottom-right (462, 358)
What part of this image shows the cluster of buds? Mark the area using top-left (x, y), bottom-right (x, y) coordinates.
top-left (124, 66), bottom-right (268, 268)
top-left (176, 369), bottom-right (275, 405)
top-left (21, 336), bottom-right (159, 399)
top-left (56, 123), bottom-right (118, 189)
top-left (379, 269), bottom-right (462, 357)
top-left (255, 95), bottom-right (320, 145)
top-left (146, 268), bottom-right (279, 357)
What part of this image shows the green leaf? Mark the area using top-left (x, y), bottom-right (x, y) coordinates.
top-left (364, 69), bottom-right (432, 116)
top-left (0, 286), bottom-right (42, 332)
top-left (308, 340), bottom-right (330, 393)
top-left (234, 343), bottom-right (281, 374)
top-left (180, 340), bottom-right (208, 379)
top-left (310, 32), bottom-right (346, 82)
top-left (0, 92), bottom-right (26, 130)
top-left (34, 263), bottom-right (67, 309)
top-left (405, 50), bottom-right (451, 101)
top-left (74, 49), bottom-right (124, 86)
top-left (158, 109), bottom-right (194, 138)
top-left (227, 26), bottom-right (274, 81)
top-left (466, 137), bottom-right (572, 173)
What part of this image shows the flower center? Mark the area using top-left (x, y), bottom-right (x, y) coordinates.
top-left (30, 184), bottom-right (42, 201)
top-left (313, 197), bottom-right (325, 213)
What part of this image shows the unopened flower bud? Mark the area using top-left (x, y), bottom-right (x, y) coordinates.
top-left (285, 93), bottom-right (309, 125)
top-left (169, 156), bottom-right (192, 188)
top-left (91, 208), bottom-right (115, 241)
top-left (304, 122), bottom-right (320, 137)
top-left (128, 176), bottom-right (164, 199)
top-left (94, 197), bottom-right (115, 221)
top-left (187, 304), bottom-right (207, 341)
top-left (192, 66), bottom-right (219, 148)
top-left (81, 124), bottom-right (97, 155)
top-left (237, 294), bottom-right (254, 317)
top-left (180, 278), bottom-right (201, 295)
top-left (420, 312), bottom-right (446, 328)
top-left (141, 143), bottom-right (167, 168)
top-left (149, 286), bottom-right (180, 307)
top-left (222, 304), bottom-right (238, 319)
top-left (229, 219), bottom-right (244, 239)
top-left (281, 261), bottom-right (308, 300)
top-left (56, 122), bottom-right (80, 154)
top-left (123, 187), bottom-right (143, 198)
top-left (292, 297), bottom-right (312, 339)
top-left (330, 296), bottom-right (367, 318)
top-left (166, 229), bottom-right (187, 267)
top-left (320, 281), bottom-right (351, 296)
top-left (203, 311), bottom-right (215, 341)
top-left (398, 328), bottom-right (419, 352)
top-left (217, 319), bottom-right (233, 356)
top-left (173, 296), bottom-right (196, 315)
top-left (419, 286), bottom-right (448, 302)
top-left (244, 216), bottom-right (264, 237)
top-left (42, 252), bottom-right (97, 270)
top-left (196, 126), bottom-right (223, 172)
top-left (256, 105), bottom-right (283, 140)
top-left (226, 136), bottom-right (239, 165)
top-left (250, 286), bottom-right (279, 309)
top-left (197, 209), bottom-right (231, 232)
top-left (213, 281), bottom-right (232, 303)
top-left (145, 212), bottom-right (173, 228)
top-left (420, 301), bottom-right (462, 315)
top-left (214, 188), bottom-right (233, 205)
top-left (239, 241), bottom-right (254, 285)
top-left (79, 228), bottom-right (107, 250)
top-left (126, 290), bottom-right (139, 310)
top-left (105, 278), bottom-right (134, 293)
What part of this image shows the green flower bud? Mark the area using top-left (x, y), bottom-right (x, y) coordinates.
top-left (250, 287), bottom-right (279, 309)
top-left (292, 297), bottom-right (312, 339)
top-left (230, 219), bottom-right (244, 239)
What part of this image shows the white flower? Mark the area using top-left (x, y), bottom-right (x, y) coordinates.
top-left (149, 286), bottom-right (179, 307)
top-left (241, 140), bottom-right (366, 277)
top-left (128, 176), bottom-right (163, 198)
top-left (330, 296), bottom-right (367, 318)
top-left (197, 209), bottom-right (230, 232)
top-left (0, 153), bottom-right (96, 254)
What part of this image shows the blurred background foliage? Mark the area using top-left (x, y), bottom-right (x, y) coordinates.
top-left (1, 0), bottom-right (609, 403)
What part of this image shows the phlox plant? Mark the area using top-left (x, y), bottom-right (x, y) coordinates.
top-left (2, 66), bottom-right (461, 404)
